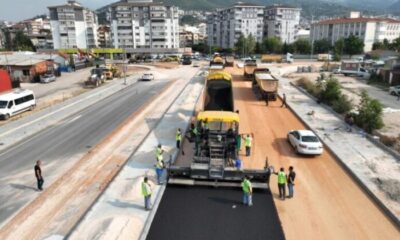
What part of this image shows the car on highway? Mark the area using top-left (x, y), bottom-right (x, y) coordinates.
top-left (141, 73), bottom-right (154, 81)
top-left (389, 85), bottom-right (400, 96)
top-left (287, 130), bottom-right (323, 155)
top-left (40, 74), bottom-right (56, 83)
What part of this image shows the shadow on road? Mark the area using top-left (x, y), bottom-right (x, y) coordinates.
top-left (10, 183), bottom-right (37, 192)
top-left (107, 199), bottom-right (144, 210)
top-left (208, 196), bottom-right (242, 205)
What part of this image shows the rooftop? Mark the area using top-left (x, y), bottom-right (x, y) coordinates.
top-left (315, 17), bottom-right (400, 25)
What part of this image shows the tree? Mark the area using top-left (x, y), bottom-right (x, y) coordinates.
top-left (192, 43), bottom-right (208, 53)
top-left (320, 77), bottom-right (342, 105)
top-left (255, 42), bottom-right (262, 54)
top-left (234, 34), bottom-right (256, 56)
top-left (355, 91), bottom-right (384, 133)
top-left (293, 39), bottom-right (311, 54)
top-left (12, 30), bottom-right (35, 51)
top-left (390, 37), bottom-right (400, 52)
top-left (262, 37), bottom-right (282, 54)
top-left (372, 41), bottom-right (384, 50)
top-left (246, 34), bottom-right (256, 55)
top-left (313, 39), bottom-right (331, 54)
top-left (333, 38), bottom-right (344, 61)
top-left (343, 35), bottom-right (364, 57)
top-left (179, 15), bottom-right (200, 26)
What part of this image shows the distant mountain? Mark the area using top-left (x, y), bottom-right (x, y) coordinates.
top-left (158, 0), bottom-right (352, 17)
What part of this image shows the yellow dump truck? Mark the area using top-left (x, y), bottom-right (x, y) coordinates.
top-left (225, 56), bottom-right (234, 67)
top-left (252, 68), bottom-right (279, 101)
top-left (243, 59), bottom-right (257, 79)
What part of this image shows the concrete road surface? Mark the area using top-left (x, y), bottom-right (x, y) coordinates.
top-left (0, 78), bottom-right (169, 226)
top-left (147, 185), bottom-right (285, 240)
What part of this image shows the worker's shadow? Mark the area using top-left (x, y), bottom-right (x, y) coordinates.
top-left (10, 183), bottom-right (37, 192)
top-left (107, 199), bottom-right (144, 210)
top-left (208, 197), bottom-right (242, 205)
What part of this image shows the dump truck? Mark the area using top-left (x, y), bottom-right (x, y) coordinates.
top-left (243, 59), bottom-right (257, 79)
top-left (85, 68), bottom-right (106, 87)
top-left (225, 56), bottom-right (234, 67)
top-left (252, 68), bottom-right (279, 101)
top-left (317, 54), bottom-right (332, 61)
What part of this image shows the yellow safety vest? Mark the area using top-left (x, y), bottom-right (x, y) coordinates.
top-left (156, 147), bottom-right (163, 161)
top-left (278, 171), bottom-right (287, 184)
top-left (241, 179), bottom-right (252, 193)
top-left (141, 182), bottom-right (151, 196)
top-left (176, 131), bottom-right (182, 141)
top-left (245, 137), bottom-right (252, 147)
top-left (193, 127), bottom-right (199, 136)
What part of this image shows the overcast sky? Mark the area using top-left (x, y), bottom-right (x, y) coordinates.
top-left (0, 0), bottom-right (117, 22)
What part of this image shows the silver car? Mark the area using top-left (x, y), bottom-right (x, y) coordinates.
top-left (40, 74), bottom-right (56, 83)
top-left (141, 73), bottom-right (154, 81)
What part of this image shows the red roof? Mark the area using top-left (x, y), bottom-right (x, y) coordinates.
top-left (315, 17), bottom-right (400, 25)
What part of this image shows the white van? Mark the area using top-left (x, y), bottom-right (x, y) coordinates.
top-left (0, 89), bottom-right (36, 120)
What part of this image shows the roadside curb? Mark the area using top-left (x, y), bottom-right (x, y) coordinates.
top-left (278, 83), bottom-right (400, 228)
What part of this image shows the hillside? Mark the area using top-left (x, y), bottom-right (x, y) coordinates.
top-left (158, 0), bottom-right (352, 17)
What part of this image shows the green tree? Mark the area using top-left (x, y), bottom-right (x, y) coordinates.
top-left (390, 37), bottom-right (400, 52)
top-left (12, 30), bottom-right (35, 51)
top-left (255, 42), bottom-right (262, 54)
top-left (192, 43), bottom-right (208, 53)
top-left (355, 91), bottom-right (384, 133)
top-left (313, 39), bottom-right (331, 54)
top-left (234, 34), bottom-right (256, 56)
top-left (372, 41), bottom-right (384, 50)
top-left (246, 34), bottom-right (256, 55)
top-left (320, 77), bottom-right (342, 105)
top-left (179, 15), bottom-right (200, 26)
top-left (344, 35), bottom-right (364, 57)
top-left (333, 38), bottom-right (344, 61)
top-left (293, 39), bottom-right (311, 54)
top-left (262, 37), bottom-right (282, 54)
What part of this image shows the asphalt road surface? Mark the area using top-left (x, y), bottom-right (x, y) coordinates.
top-left (147, 185), bottom-right (285, 240)
top-left (0, 79), bottom-right (169, 225)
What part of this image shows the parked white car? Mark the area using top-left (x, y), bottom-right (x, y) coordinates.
top-left (141, 73), bottom-right (154, 81)
top-left (287, 130), bottom-right (323, 155)
top-left (389, 85), bottom-right (400, 96)
top-left (40, 74), bottom-right (56, 83)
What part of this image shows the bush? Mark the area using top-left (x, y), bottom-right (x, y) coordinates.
top-left (354, 91), bottom-right (384, 133)
top-left (320, 78), bottom-right (341, 105)
top-left (379, 135), bottom-right (398, 147)
top-left (297, 77), bottom-right (322, 98)
top-left (332, 95), bottom-right (354, 114)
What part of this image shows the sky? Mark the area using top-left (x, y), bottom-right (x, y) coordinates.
top-left (0, 0), bottom-right (117, 22)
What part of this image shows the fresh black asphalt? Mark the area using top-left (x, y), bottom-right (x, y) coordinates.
top-left (147, 185), bottom-right (285, 240)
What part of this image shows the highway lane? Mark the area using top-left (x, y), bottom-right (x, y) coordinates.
top-left (0, 78), bottom-right (169, 225)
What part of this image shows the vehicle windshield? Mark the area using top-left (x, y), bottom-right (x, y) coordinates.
top-left (301, 136), bottom-right (319, 142)
top-left (0, 100), bottom-right (8, 109)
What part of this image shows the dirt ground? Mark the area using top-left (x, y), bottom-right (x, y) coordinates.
top-left (287, 72), bottom-right (400, 151)
top-left (176, 65), bottom-right (399, 239)
top-left (149, 62), bottom-right (180, 69)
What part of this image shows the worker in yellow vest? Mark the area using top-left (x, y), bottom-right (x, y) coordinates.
top-left (241, 176), bottom-right (253, 206)
top-left (274, 167), bottom-right (287, 200)
top-left (176, 128), bottom-right (182, 149)
top-left (141, 177), bottom-right (152, 210)
top-left (242, 134), bottom-right (253, 156)
top-left (155, 144), bottom-right (165, 185)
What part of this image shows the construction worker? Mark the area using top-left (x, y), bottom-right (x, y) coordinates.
top-left (274, 167), bottom-right (287, 200)
top-left (241, 176), bottom-right (253, 206)
top-left (141, 177), bottom-right (152, 210)
top-left (287, 166), bottom-right (296, 198)
top-left (242, 134), bottom-right (252, 156)
top-left (155, 144), bottom-right (165, 184)
top-left (281, 93), bottom-right (287, 108)
top-left (176, 128), bottom-right (182, 149)
top-left (192, 125), bottom-right (200, 156)
top-left (34, 160), bottom-right (44, 191)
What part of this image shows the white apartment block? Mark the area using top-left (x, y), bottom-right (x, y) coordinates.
top-left (310, 12), bottom-right (400, 52)
top-left (110, 0), bottom-right (179, 50)
top-left (207, 3), bottom-right (264, 49)
top-left (264, 5), bottom-right (301, 43)
top-left (48, 0), bottom-right (98, 49)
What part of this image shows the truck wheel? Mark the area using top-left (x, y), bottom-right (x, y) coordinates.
top-left (4, 114), bottom-right (10, 120)
top-left (29, 105), bottom-right (35, 111)
top-left (95, 81), bottom-right (99, 87)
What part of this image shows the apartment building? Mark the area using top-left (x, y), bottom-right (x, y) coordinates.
top-left (110, 0), bottom-right (179, 50)
top-left (98, 25), bottom-right (112, 48)
top-left (264, 5), bottom-right (301, 43)
top-left (310, 12), bottom-right (400, 52)
top-left (48, 0), bottom-right (98, 49)
top-left (207, 3), bottom-right (264, 49)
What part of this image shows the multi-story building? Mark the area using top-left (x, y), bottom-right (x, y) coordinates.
top-left (110, 0), bottom-right (179, 50)
top-left (98, 25), bottom-right (112, 48)
top-left (48, 0), bottom-right (98, 49)
top-left (207, 3), bottom-right (264, 49)
top-left (264, 5), bottom-right (301, 43)
top-left (310, 12), bottom-right (400, 52)
top-left (179, 25), bottom-right (206, 47)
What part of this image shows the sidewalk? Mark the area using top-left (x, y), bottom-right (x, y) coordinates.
top-left (273, 66), bottom-right (400, 224)
top-left (0, 74), bottom-right (140, 152)
top-left (68, 71), bottom-right (204, 239)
